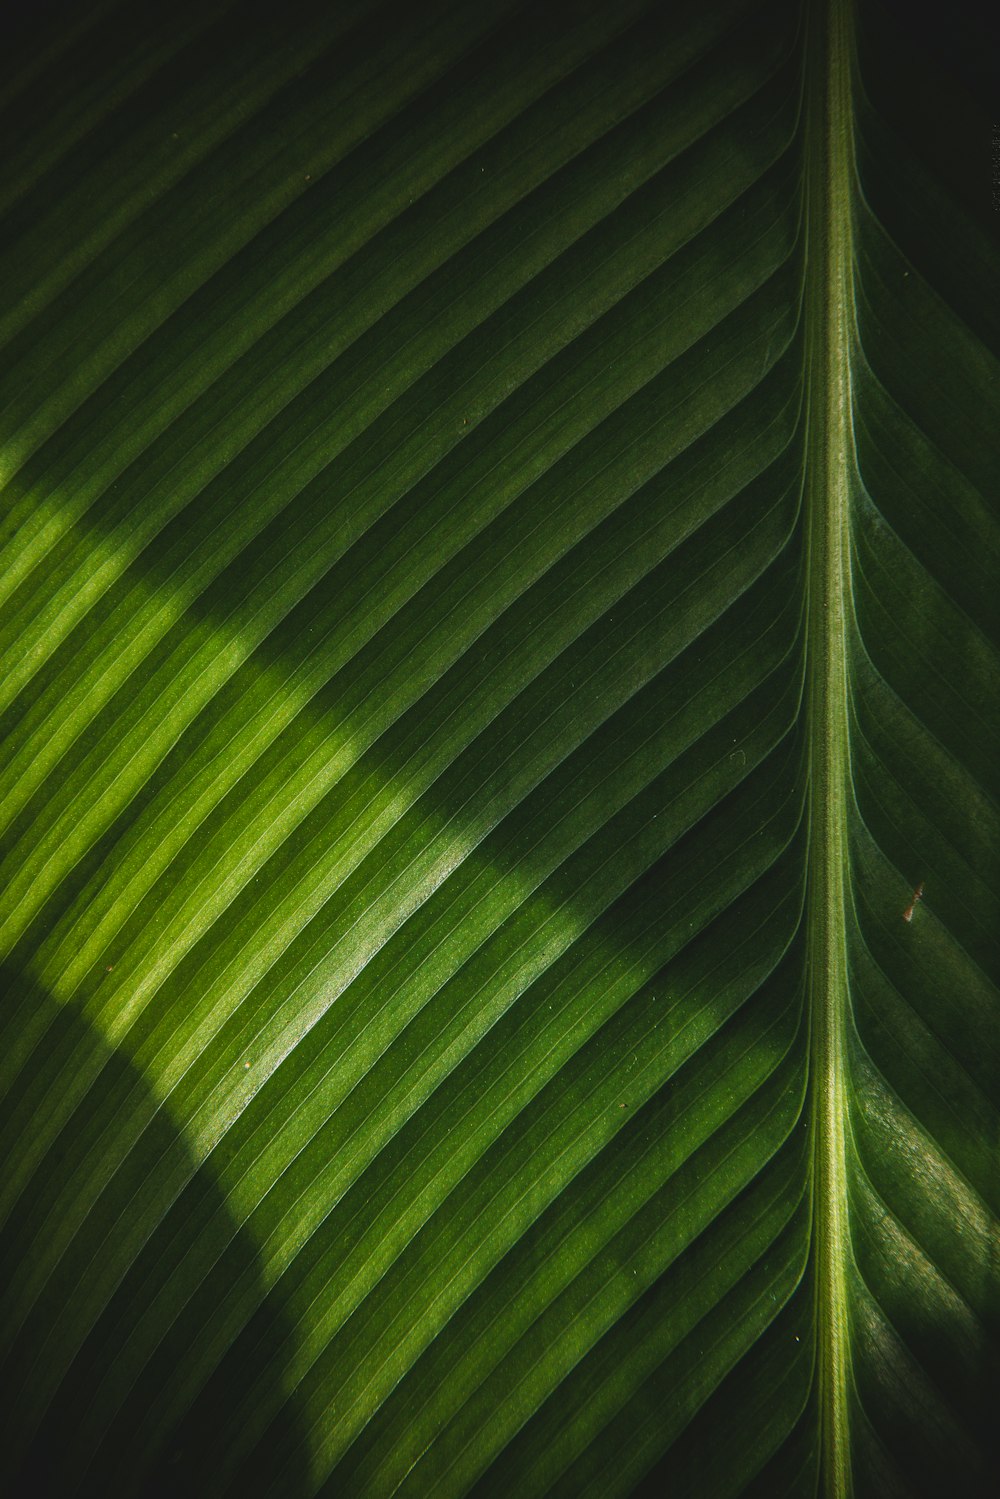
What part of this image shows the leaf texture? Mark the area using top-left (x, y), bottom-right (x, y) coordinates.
top-left (0, 1), bottom-right (996, 1496)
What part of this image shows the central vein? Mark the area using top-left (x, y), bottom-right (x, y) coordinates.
top-left (805, 0), bottom-right (855, 1495)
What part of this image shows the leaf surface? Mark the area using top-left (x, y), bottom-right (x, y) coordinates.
top-left (0, 1), bottom-right (996, 1495)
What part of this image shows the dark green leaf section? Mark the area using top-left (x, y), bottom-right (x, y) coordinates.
top-left (847, 1), bottom-right (1000, 1495)
top-left (0, 2), bottom-right (809, 1494)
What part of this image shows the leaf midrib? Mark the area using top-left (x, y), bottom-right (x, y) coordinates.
top-left (804, 0), bottom-right (855, 1495)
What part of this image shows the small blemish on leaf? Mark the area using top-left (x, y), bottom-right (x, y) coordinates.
top-left (902, 880), bottom-right (925, 923)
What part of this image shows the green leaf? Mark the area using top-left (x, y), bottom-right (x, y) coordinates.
top-left (0, 0), bottom-right (996, 1495)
